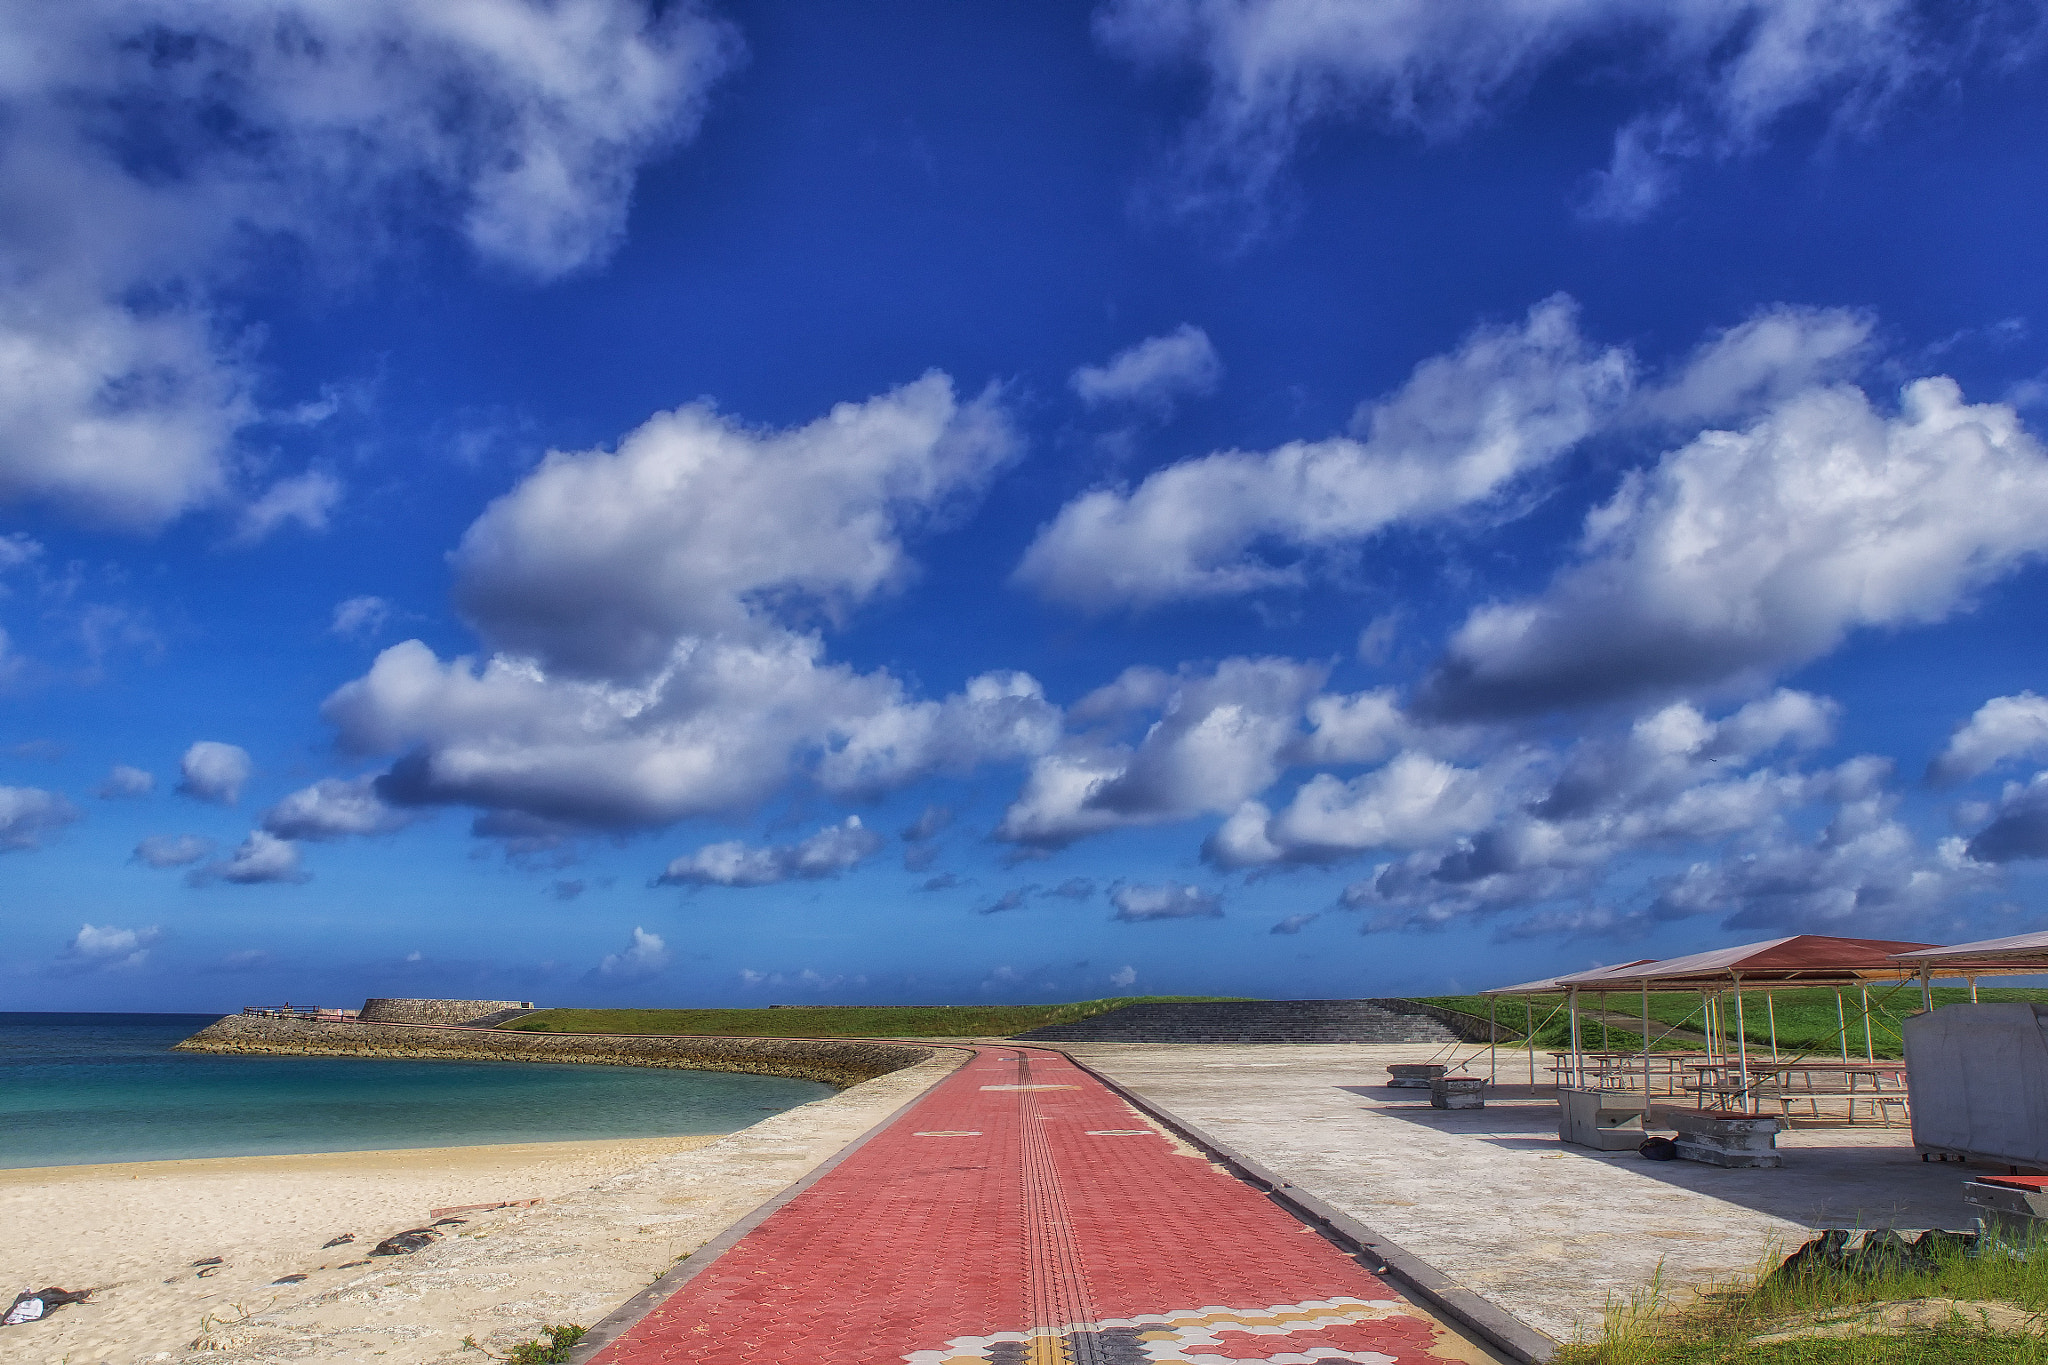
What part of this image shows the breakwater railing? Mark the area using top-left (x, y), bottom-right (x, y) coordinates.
top-left (241, 1004), bottom-right (359, 1021)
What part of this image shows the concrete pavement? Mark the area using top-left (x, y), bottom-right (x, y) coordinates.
top-left (1063, 1042), bottom-right (1973, 1345)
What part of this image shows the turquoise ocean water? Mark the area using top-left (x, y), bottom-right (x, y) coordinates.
top-left (0, 1013), bottom-right (836, 1170)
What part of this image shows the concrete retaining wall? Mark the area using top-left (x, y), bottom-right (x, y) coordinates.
top-left (1016, 1000), bottom-right (1465, 1044)
top-left (174, 1014), bottom-right (937, 1088)
top-left (1365, 999), bottom-right (1503, 1044)
top-left (357, 997), bottom-right (535, 1025)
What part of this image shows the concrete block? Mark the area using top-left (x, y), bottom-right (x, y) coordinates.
top-left (1388, 1062), bottom-right (1448, 1089)
top-left (1431, 1076), bottom-right (1486, 1109)
top-left (1963, 1178), bottom-right (2048, 1238)
top-left (1558, 1086), bottom-right (1653, 1151)
top-left (1650, 1105), bottom-right (1784, 1169)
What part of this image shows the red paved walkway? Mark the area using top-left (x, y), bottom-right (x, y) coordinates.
top-left (592, 1047), bottom-right (1482, 1364)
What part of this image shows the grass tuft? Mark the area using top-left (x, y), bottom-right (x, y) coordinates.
top-left (503, 1324), bottom-right (586, 1364)
top-left (1555, 1230), bottom-right (2048, 1364)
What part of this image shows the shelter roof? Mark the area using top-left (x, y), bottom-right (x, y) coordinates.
top-left (1890, 928), bottom-right (2048, 967)
top-left (1553, 935), bottom-right (1939, 988)
top-left (1480, 961), bottom-right (1655, 995)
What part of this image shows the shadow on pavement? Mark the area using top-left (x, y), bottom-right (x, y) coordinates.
top-left (1348, 1085), bottom-right (1977, 1232)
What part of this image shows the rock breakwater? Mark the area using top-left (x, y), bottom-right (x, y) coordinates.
top-left (174, 1014), bottom-right (937, 1088)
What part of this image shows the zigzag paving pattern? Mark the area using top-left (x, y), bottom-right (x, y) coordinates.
top-left (591, 1047), bottom-right (1493, 1364)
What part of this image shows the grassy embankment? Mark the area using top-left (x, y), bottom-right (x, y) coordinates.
top-left (1413, 986), bottom-right (2048, 1060)
top-left (1554, 1232), bottom-right (2048, 1364)
top-left (499, 996), bottom-right (1252, 1039)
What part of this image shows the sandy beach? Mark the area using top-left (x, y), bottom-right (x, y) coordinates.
top-left (0, 1050), bottom-right (961, 1364)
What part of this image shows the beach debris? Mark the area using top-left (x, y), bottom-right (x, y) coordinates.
top-left (321, 1234), bottom-right (355, 1248)
top-left (433, 1217), bottom-right (471, 1228)
top-left (270, 1274), bottom-right (309, 1285)
top-left (196, 1266), bottom-right (224, 1278)
top-left (1639, 1136), bottom-right (1678, 1161)
top-left (191, 1257), bottom-right (223, 1267)
top-left (370, 1227), bottom-right (442, 1256)
top-left (430, 1199), bottom-right (543, 1219)
top-left (4, 1287), bottom-right (92, 1326)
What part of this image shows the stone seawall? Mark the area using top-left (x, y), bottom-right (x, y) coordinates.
top-left (174, 1014), bottom-right (938, 1088)
top-left (358, 997), bottom-right (534, 1025)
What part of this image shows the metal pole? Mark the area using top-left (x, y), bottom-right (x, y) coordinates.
top-left (1733, 977), bottom-right (1751, 1113)
top-left (1836, 988), bottom-right (1849, 1063)
top-left (1969, 975), bottom-right (1979, 1004)
top-left (1861, 984), bottom-right (1875, 1062)
top-left (1527, 998), bottom-right (1535, 1087)
top-left (1767, 992), bottom-right (1779, 1061)
top-left (1919, 967), bottom-right (1932, 1015)
top-left (1569, 986), bottom-right (1582, 1089)
top-left (1641, 980), bottom-right (1653, 1099)
top-left (1489, 998), bottom-right (1498, 1086)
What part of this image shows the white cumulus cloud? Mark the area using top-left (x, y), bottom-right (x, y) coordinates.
top-left (178, 741), bottom-right (253, 805)
top-left (325, 377), bottom-right (1039, 833)
top-left (132, 834), bottom-right (214, 869)
top-left (1423, 377), bottom-right (2048, 718)
top-left (0, 785), bottom-right (82, 852)
top-left (657, 817), bottom-right (883, 888)
top-left (261, 776), bottom-right (417, 841)
top-left (190, 830), bottom-right (309, 886)
top-left (331, 596), bottom-right (394, 640)
top-left (1932, 693), bottom-right (2048, 785)
top-left (452, 373), bottom-right (1016, 679)
top-left (0, 0), bottom-right (741, 531)
top-left (1110, 880), bottom-right (1223, 922)
top-left (997, 657), bottom-right (1326, 848)
top-left (1963, 774), bottom-right (2048, 863)
top-left (1206, 750), bottom-right (1511, 869)
top-left (1016, 296), bottom-right (1628, 609)
top-left (57, 922), bottom-right (162, 974)
top-left (233, 470), bottom-right (343, 546)
top-left (594, 926), bottom-right (671, 980)
top-left (1070, 324), bottom-right (1222, 412)
top-left (1096, 0), bottom-right (2013, 230)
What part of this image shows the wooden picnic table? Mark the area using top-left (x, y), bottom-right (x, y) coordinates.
top-left (1681, 1059), bottom-right (1909, 1124)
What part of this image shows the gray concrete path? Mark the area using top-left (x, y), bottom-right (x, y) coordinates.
top-left (1063, 1042), bottom-right (1978, 1345)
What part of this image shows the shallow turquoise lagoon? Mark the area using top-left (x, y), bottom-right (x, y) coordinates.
top-left (0, 1013), bottom-right (835, 1169)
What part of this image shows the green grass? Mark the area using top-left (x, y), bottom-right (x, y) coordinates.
top-left (1560, 1327), bottom-right (2047, 1364)
top-left (1555, 1231), bottom-right (2048, 1364)
top-left (1413, 987), bottom-right (2048, 1061)
top-left (503, 1324), bottom-right (585, 1363)
top-left (499, 996), bottom-right (1254, 1038)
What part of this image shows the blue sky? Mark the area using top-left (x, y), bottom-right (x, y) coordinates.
top-left (9, 0), bottom-right (2048, 1011)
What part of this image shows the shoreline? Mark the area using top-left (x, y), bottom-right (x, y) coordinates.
top-left (0, 1047), bottom-right (964, 1365)
top-left (0, 1133), bottom-right (729, 1182)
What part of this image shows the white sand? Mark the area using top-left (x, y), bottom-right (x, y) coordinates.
top-left (0, 1052), bottom-right (961, 1365)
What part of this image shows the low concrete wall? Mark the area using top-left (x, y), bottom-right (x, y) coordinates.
top-left (174, 1014), bottom-right (938, 1088)
top-left (358, 997), bottom-right (534, 1025)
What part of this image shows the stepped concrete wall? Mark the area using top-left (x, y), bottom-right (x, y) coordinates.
top-left (175, 1014), bottom-right (936, 1088)
top-left (357, 997), bottom-right (534, 1025)
top-left (1364, 998), bottom-right (1502, 1044)
top-left (1015, 999), bottom-right (1466, 1045)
